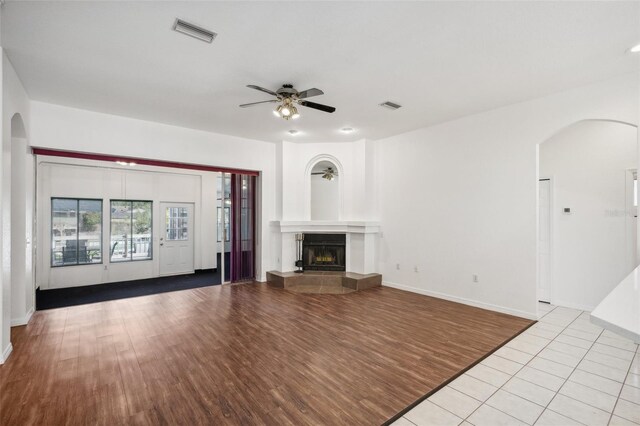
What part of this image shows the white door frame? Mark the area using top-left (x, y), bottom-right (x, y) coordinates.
top-left (625, 169), bottom-right (638, 271)
top-left (538, 177), bottom-right (554, 304)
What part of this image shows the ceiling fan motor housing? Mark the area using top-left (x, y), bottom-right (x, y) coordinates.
top-left (276, 84), bottom-right (298, 98)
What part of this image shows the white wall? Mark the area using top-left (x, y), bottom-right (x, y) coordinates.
top-left (278, 139), bottom-right (376, 222)
top-left (271, 139), bottom-right (379, 272)
top-left (376, 74), bottom-right (639, 319)
top-left (1, 51), bottom-right (32, 363)
top-left (29, 101), bottom-right (277, 285)
top-left (37, 158), bottom-right (219, 289)
top-left (540, 120), bottom-right (638, 311)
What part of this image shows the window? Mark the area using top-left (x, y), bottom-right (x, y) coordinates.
top-left (165, 206), bottom-right (189, 240)
top-left (217, 207), bottom-right (230, 242)
top-left (110, 200), bottom-right (152, 262)
top-left (217, 174), bottom-right (231, 242)
top-left (51, 198), bottom-right (102, 266)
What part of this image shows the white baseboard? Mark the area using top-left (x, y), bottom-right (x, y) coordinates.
top-left (11, 306), bottom-right (35, 327)
top-left (383, 281), bottom-right (537, 320)
top-left (552, 299), bottom-right (594, 313)
top-left (0, 343), bottom-right (13, 364)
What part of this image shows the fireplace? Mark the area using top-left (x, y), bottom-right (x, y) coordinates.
top-left (302, 233), bottom-right (346, 271)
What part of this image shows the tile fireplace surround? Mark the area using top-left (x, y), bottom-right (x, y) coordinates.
top-left (270, 221), bottom-right (380, 275)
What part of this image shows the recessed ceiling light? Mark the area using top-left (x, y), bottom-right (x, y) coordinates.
top-left (288, 130), bottom-right (299, 135)
top-left (629, 43), bottom-right (640, 53)
top-left (379, 101), bottom-right (402, 110)
top-left (340, 127), bottom-right (354, 134)
top-left (173, 19), bottom-right (217, 43)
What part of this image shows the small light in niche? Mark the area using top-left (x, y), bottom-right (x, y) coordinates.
top-left (340, 127), bottom-right (354, 134)
top-left (288, 129), bottom-right (300, 136)
top-left (629, 43), bottom-right (640, 53)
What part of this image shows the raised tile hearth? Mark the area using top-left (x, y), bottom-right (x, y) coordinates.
top-left (266, 270), bottom-right (382, 294)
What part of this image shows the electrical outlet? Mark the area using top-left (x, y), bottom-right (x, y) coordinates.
top-left (472, 274), bottom-right (479, 283)
top-left (396, 263), bottom-right (400, 270)
top-left (414, 266), bottom-right (419, 273)
top-left (104, 265), bottom-right (108, 271)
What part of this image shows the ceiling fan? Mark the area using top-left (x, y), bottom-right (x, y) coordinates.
top-left (240, 84), bottom-right (336, 120)
top-left (311, 167), bottom-right (338, 181)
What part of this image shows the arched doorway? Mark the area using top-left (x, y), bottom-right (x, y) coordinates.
top-left (537, 119), bottom-right (638, 312)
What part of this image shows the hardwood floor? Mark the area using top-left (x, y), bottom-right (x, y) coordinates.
top-left (0, 283), bottom-right (533, 425)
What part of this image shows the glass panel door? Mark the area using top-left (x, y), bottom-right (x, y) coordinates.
top-left (230, 174), bottom-right (256, 282)
top-left (217, 173), bottom-right (231, 283)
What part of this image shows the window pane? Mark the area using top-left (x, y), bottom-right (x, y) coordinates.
top-left (110, 201), bottom-right (132, 262)
top-left (110, 200), bottom-right (153, 262)
top-left (224, 207), bottom-right (230, 242)
top-left (52, 199), bottom-right (78, 266)
top-left (132, 202), bottom-right (152, 260)
top-left (78, 200), bottom-right (102, 264)
top-left (166, 207), bottom-right (188, 240)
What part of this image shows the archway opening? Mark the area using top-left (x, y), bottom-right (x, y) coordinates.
top-left (537, 119), bottom-right (638, 314)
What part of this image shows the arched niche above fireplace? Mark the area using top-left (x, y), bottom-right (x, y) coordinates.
top-left (309, 159), bottom-right (341, 220)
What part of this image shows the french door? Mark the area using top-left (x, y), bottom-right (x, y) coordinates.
top-left (159, 202), bottom-right (195, 276)
top-left (219, 173), bottom-right (256, 283)
top-left (230, 174), bottom-right (256, 282)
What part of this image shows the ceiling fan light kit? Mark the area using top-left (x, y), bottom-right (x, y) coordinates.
top-left (240, 83), bottom-right (336, 120)
top-left (312, 167), bottom-right (338, 181)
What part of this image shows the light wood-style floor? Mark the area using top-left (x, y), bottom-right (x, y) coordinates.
top-left (0, 283), bottom-right (533, 425)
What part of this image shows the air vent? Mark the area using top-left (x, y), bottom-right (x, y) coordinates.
top-left (173, 19), bottom-right (217, 43)
top-left (379, 101), bottom-right (402, 110)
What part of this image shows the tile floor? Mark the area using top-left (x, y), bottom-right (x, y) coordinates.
top-left (393, 303), bottom-right (640, 426)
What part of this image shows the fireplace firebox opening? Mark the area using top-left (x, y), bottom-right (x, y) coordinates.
top-left (302, 233), bottom-right (346, 272)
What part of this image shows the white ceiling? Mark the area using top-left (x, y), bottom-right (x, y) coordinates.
top-left (2, 1), bottom-right (639, 143)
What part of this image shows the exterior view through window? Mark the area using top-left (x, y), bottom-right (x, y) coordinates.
top-left (51, 198), bottom-right (103, 266)
top-left (110, 200), bottom-right (152, 262)
top-left (165, 206), bottom-right (189, 240)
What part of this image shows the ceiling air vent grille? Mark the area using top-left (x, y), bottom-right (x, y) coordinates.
top-left (379, 101), bottom-right (402, 110)
top-left (173, 19), bottom-right (217, 43)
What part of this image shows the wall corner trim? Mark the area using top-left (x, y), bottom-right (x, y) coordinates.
top-left (382, 281), bottom-right (538, 320)
top-left (11, 306), bottom-right (35, 327)
top-left (1, 343), bottom-right (14, 364)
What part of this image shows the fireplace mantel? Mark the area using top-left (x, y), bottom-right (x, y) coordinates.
top-left (272, 221), bottom-right (380, 234)
top-left (271, 221), bottom-right (380, 275)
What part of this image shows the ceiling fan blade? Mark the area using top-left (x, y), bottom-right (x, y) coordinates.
top-left (246, 85), bottom-right (279, 97)
top-left (297, 88), bottom-right (324, 99)
top-left (239, 100), bottom-right (278, 108)
top-left (298, 100), bottom-right (336, 113)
